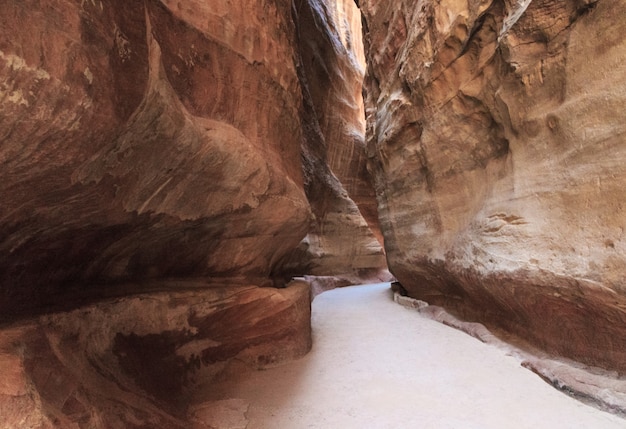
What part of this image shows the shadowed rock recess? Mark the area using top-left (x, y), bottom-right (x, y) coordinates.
top-left (0, 0), bottom-right (385, 426)
top-left (0, 0), bottom-right (625, 426)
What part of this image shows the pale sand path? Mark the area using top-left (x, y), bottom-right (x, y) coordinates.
top-left (192, 283), bottom-right (625, 428)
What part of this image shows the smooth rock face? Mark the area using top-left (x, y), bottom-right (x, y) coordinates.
top-left (0, 0), bottom-right (384, 319)
top-left (0, 282), bottom-right (311, 428)
top-left (0, 0), bottom-right (382, 426)
top-left (360, 0), bottom-right (626, 370)
top-left (275, 0), bottom-right (388, 284)
top-left (0, 0), bottom-right (312, 318)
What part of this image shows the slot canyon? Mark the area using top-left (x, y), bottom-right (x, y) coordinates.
top-left (1, 0), bottom-right (625, 427)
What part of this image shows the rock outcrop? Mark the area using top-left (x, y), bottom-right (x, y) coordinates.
top-left (0, 0), bottom-right (383, 426)
top-left (0, 281), bottom-right (310, 428)
top-left (0, 0), bottom-right (311, 318)
top-left (360, 0), bottom-right (626, 371)
top-left (0, 0), bottom-right (385, 320)
top-left (275, 0), bottom-right (389, 286)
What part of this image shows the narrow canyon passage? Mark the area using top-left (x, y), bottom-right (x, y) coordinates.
top-left (2, 1), bottom-right (626, 427)
top-left (190, 283), bottom-right (625, 428)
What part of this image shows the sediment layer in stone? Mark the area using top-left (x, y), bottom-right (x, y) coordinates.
top-left (360, 0), bottom-right (626, 370)
top-left (0, 282), bottom-right (311, 428)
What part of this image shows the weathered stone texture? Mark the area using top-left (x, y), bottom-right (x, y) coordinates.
top-left (0, 282), bottom-right (310, 428)
top-left (0, 0), bottom-right (383, 426)
top-left (0, 0), bottom-right (311, 318)
top-left (360, 0), bottom-right (626, 370)
top-left (275, 0), bottom-right (388, 285)
top-left (0, 0), bottom-right (386, 319)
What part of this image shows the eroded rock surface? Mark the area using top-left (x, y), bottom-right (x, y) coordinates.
top-left (0, 282), bottom-right (310, 428)
top-left (360, 0), bottom-right (626, 371)
top-left (1, 0), bottom-right (385, 319)
top-left (275, 0), bottom-right (389, 286)
top-left (0, 0), bottom-right (383, 427)
top-left (0, 0), bottom-right (312, 318)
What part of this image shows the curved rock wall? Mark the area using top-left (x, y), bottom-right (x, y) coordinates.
top-left (1, 0), bottom-right (385, 319)
top-left (0, 0), bottom-right (383, 426)
top-left (0, 0), bottom-right (312, 318)
top-left (275, 0), bottom-right (388, 285)
top-left (0, 281), bottom-right (310, 428)
top-left (360, 0), bottom-right (626, 371)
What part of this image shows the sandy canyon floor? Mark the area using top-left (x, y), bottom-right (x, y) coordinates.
top-left (191, 283), bottom-right (625, 428)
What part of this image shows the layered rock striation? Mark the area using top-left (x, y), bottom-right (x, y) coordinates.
top-left (360, 0), bottom-right (626, 371)
top-left (275, 0), bottom-right (389, 287)
top-left (0, 281), bottom-right (310, 428)
top-left (0, 0), bottom-right (384, 426)
top-left (0, 0), bottom-right (385, 317)
top-left (0, 0), bottom-right (311, 318)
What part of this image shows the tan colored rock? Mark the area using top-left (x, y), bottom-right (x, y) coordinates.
top-left (298, 0), bottom-right (375, 232)
top-left (361, 0), bottom-right (626, 371)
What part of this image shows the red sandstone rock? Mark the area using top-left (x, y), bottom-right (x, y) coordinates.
top-left (0, 0), bottom-right (384, 426)
top-left (0, 0), bottom-right (311, 318)
top-left (276, 0), bottom-right (388, 287)
top-left (0, 0), bottom-right (384, 319)
top-left (0, 282), bottom-right (310, 428)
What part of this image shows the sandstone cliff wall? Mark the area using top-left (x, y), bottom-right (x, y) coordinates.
top-left (360, 0), bottom-right (626, 371)
top-left (0, 0), bottom-right (382, 426)
top-left (0, 0), bottom-right (384, 319)
top-left (0, 0), bottom-right (312, 318)
top-left (275, 0), bottom-right (388, 285)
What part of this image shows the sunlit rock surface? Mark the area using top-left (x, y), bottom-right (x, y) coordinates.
top-left (360, 0), bottom-right (626, 370)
